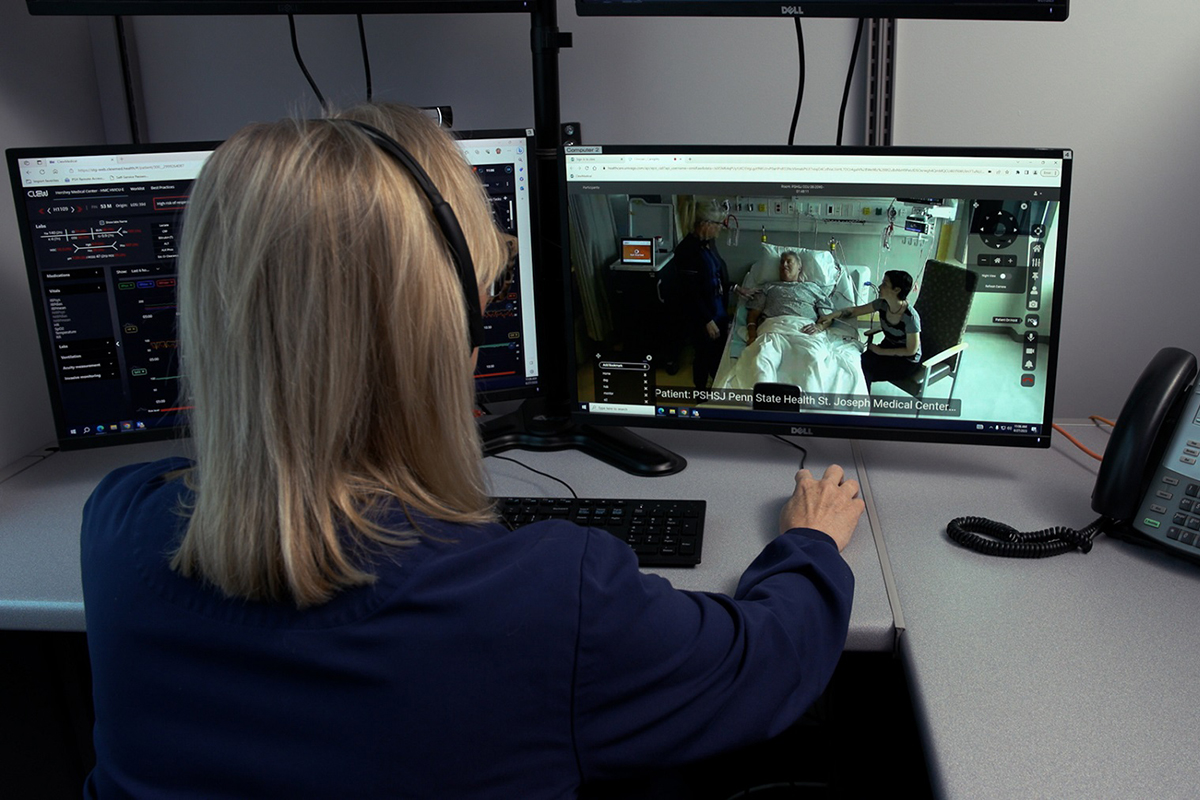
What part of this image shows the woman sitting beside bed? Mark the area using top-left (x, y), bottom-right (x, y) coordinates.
top-left (743, 251), bottom-right (833, 344)
top-left (808, 269), bottom-right (921, 389)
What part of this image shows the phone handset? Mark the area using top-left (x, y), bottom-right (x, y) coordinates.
top-left (948, 347), bottom-right (1199, 560)
top-left (1092, 347), bottom-right (1198, 523)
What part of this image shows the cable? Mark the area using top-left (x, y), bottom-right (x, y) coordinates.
top-left (947, 515), bottom-right (1106, 558)
top-left (487, 454), bottom-right (578, 499)
top-left (114, 16), bottom-right (142, 145)
top-left (1049, 415), bottom-right (1115, 461)
top-left (288, 14), bottom-right (327, 111)
top-left (771, 435), bottom-right (808, 470)
top-left (787, 17), bottom-right (805, 146)
top-left (836, 19), bottom-right (866, 147)
top-left (1052, 423), bottom-right (1104, 461)
top-left (357, 14), bottom-right (373, 101)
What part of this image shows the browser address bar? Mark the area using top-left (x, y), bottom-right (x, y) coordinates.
top-left (568, 162), bottom-right (1062, 182)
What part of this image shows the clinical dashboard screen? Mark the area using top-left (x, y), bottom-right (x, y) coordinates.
top-left (7, 128), bottom-right (540, 448)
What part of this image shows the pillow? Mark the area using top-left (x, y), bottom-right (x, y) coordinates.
top-left (742, 242), bottom-right (839, 295)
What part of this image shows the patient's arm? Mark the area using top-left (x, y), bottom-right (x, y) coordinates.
top-left (746, 308), bottom-right (763, 343)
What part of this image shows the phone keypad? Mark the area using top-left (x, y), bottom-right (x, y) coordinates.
top-left (1164, 481), bottom-right (1200, 545)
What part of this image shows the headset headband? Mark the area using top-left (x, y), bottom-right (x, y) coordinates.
top-left (333, 118), bottom-right (484, 351)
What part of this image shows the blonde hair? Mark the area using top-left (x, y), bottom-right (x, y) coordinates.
top-left (173, 103), bottom-right (509, 607)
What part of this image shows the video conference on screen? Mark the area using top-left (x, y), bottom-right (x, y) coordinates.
top-left (568, 189), bottom-right (1059, 432)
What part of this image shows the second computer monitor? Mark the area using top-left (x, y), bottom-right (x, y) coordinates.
top-left (562, 145), bottom-right (1071, 448)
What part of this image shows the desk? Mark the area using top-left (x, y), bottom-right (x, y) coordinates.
top-left (862, 422), bottom-right (1200, 798)
top-left (0, 430), bottom-right (895, 651)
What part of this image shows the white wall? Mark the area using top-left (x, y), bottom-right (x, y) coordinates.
top-left (122, 3), bottom-right (865, 144)
top-left (6, 0), bottom-right (1187, 465)
top-left (892, 1), bottom-right (1200, 417)
top-left (0, 7), bottom-right (108, 467)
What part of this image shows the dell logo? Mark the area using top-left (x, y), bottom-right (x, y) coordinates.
top-left (789, 426), bottom-right (813, 436)
top-left (781, 5), bottom-right (805, 14)
top-left (27, 189), bottom-right (48, 198)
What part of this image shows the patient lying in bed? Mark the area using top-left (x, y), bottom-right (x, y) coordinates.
top-left (744, 251), bottom-right (830, 345)
top-left (718, 249), bottom-right (868, 400)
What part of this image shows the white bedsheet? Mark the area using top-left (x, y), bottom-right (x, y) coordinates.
top-left (715, 315), bottom-right (868, 397)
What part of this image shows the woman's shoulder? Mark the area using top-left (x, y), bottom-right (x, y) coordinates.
top-left (86, 457), bottom-right (193, 517)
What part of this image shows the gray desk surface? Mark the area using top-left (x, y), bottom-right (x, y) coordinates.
top-left (861, 422), bottom-right (1200, 799)
top-left (0, 429), bottom-right (894, 651)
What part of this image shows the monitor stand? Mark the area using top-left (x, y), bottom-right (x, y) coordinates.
top-left (479, 398), bottom-right (686, 476)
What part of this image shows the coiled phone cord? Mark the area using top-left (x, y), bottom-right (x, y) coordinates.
top-left (946, 515), bottom-right (1107, 558)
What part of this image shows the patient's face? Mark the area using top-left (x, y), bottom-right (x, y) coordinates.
top-left (779, 254), bottom-right (801, 282)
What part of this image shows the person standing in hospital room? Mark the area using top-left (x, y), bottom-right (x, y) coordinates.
top-left (80, 103), bottom-right (864, 798)
top-left (670, 201), bottom-right (732, 390)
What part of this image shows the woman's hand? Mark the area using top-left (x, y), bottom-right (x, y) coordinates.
top-left (705, 320), bottom-right (720, 340)
top-left (803, 317), bottom-right (831, 335)
top-left (779, 465), bottom-right (863, 552)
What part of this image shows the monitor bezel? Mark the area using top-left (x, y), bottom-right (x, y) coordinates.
top-left (574, 0), bottom-right (1068, 22)
top-left (559, 143), bottom-right (1072, 450)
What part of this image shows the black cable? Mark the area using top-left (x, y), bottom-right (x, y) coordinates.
top-left (357, 14), bottom-right (373, 101)
top-left (487, 454), bottom-right (578, 499)
top-left (787, 17), bottom-right (805, 146)
top-left (836, 19), bottom-right (866, 147)
top-left (947, 516), bottom-right (1106, 558)
top-left (771, 435), bottom-right (808, 471)
top-left (113, 16), bottom-right (142, 145)
top-left (288, 14), bottom-right (327, 111)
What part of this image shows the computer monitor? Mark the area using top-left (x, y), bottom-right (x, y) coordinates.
top-left (575, 0), bottom-right (1067, 21)
top-left (562, 144), bottom-right (1071, 451)
top-left (7, 127), bottom-right (540, 449)
top-left (27, 1), bottom-right (532, 14)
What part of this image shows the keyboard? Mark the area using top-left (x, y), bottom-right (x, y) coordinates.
top-left (493, 497), bottom-right (706, 567)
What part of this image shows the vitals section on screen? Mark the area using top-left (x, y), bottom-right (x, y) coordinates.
top-left (568, 190), bottom-right (1060, 432)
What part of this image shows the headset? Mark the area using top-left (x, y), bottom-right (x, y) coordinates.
top-left (333, 118), bottom-right (484, 351)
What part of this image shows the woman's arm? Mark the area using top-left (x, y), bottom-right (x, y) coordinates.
top-left (807, 302), bottom-right (874, 334)
top-left (868, 331), bottom-right (920, 357)
top-left (572, 525), bottom-right (854, 781)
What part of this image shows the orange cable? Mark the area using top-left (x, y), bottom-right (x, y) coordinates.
top-left (1052, 422), bottom-right (1104, 461)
